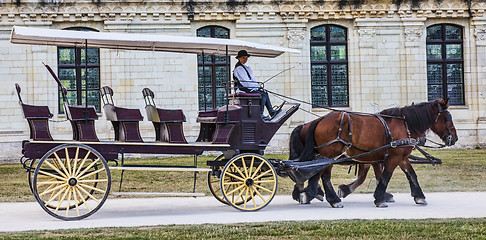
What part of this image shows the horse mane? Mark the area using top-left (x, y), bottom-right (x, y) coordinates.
top-left (380, 101), bottom-right (437, 135)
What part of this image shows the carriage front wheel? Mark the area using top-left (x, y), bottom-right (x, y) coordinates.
top-left (32, 144), bottom-right (111, 220)
top-left (220, 153), bottom-right (277, 211)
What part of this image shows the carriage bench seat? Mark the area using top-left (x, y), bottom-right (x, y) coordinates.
top-left (142, 88), bottom-right (187, 143)
top-left (16, 83), bottom-right (54, 141)
top-left (196, 105), bottom-right (242, 144)
top-left (101, 86), bottom-right (143, 143)
top-left (64, 104), bottom-right (99, 142)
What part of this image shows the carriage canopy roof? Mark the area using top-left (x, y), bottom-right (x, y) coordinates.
top-left (10, 26), bottom-right (299, 58)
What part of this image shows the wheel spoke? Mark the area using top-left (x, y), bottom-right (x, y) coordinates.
top-left (230, 162), bottom-right (246, 179)
top-left (75, 151), bottom-right (90, 176)
top-left (53, 152), bottom-right (71, 178)
top-left (41, 161), bottom-right (68, 180)
top-left (74, 186), bottom-right (91, 212)
top-left (250, 161), bottom-right (265, 179)
top-left (241, 156), bottom-right (248, 177)
top-left (223, 172), bottom-right (245, 182)
top-left (37, 180), bottom-right (65, 186)
top-left (79, 183), bottom-right (106, 194)
top-left (243, 187), bottom-right (249, 208)
top-left (72, 187), bottom-right (80, 216)
top-left (72, 147), bottom-right (80, 176)
top-left (76, 158), bottom-right (99, 178)
top-left (254, 169), bottom-right (273, 181)
top-left (54, 185), bottom-right (70, 213)
top-left (65, 148), bottom-right (72, 176)
top-left (39, 183), bottom-right (67, 197)
top-left (252, 186), bottom-right (266, 202)
top-left (250, 187), bottom-right (257, 207)
top-left (253, 180), bottom-right (276, 184)
top-left (76, 184), bottom-right (100, 204)
top-left (255, 184), bottom-right (273, 193)
top-left (248, 157), bottom-right (255, 179)
top-left (78, 167), bottom-right (106, 180)
top-left (65, 187), bottom-right (73, 217)
top-left (226, 183), bottom-right (245, 196)
top-left (78, 179), bottom-right (108, 183)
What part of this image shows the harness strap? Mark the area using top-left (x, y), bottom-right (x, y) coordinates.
top-left (233, 62), bottom-right (252, 93)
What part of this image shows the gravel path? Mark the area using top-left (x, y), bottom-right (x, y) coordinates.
top-left (1, 192), bottom-right (485, 232)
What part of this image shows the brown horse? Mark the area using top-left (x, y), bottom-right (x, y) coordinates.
top-left (289, 99), bottom-right (458, 207)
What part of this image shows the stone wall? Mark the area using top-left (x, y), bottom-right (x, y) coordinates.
top-left (1, 0), bottom-right (486, 161)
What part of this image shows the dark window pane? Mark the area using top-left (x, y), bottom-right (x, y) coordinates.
top-left (81, 68), bottom-right (100, 89)
top-left (445, 25), bottom-right (461, 40)
top-left (198, 66), bottom-right (212, 87)
top-left (446, 64), bottom-right (463, 84)
top-left (447, 84), bottom-right (464, 105)
top-left (427, 25), bottom-right (442, 40)
top-left (311, 26), bottom-right (326, 41)
top-left (330, 45), bottom-right (346, 61)
top-left (81, 48), bottom-right (99, 65)
top-left (214, 55), bottom-right (228, 63)
top-left (59, 48), bottom-right (75, 65)
top-left (426, 45), bottom-right (442, 59)
top-left (214, 27), bottom-right (229, 39)
top-left (330, 26), bottom-right (346, 42)
top-left (197, 27), bottom-right (211, 37)
top-left (331, 85), bottom-right (348, 106)
top-left (427, 64), bottom-right (442, 84)
top-left (311, 85), bottom-right (327, 106)
top-left (215, 66), bottom-right (227, 87)
top-left (311, 65), bottom-right (327, 85)
top-left (331, 64), bottom-right (347, 85)
top-left (215, 88), bottom-right (226, 108)
top-left (446, 44), bottom-right (462, 59)
top-left (59, 69), bottom-right (76, 89)
top-left (311, 46), bottom-right (326, 61)
top-left (427, 85), bottom-right (443, 101)
top-left (66, 91), bottom-right (77, 106)
top-left (198, 88), bottom-right (213, 110)
top-left (197, 54), bottom-right (213, 64)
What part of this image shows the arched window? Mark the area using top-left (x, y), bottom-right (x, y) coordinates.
top-left (197, 26), bottom-right (230, 110)
top-left (426, 24), bottom-right (464, 105)
top-left (310, 25), bottom-right (348, 107)
top-left (57, 27), bottom-right (101, 113)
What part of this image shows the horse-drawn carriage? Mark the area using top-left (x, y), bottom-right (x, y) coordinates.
top-left (11, 26), bottom-right (458, 221)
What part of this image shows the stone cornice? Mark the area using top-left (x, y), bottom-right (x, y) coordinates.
top-left (0, 0), bottom-right (484, 25)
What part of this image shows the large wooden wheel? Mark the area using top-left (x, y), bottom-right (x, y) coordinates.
top-left (221, 153), bottom-right (277, 211)
top-left (32, 144), bottom-right (111, 220)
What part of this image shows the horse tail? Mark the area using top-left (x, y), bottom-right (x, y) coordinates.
top-left (298, 118), bottom-right (321, 162)
top-left (289, 125), bottom-right (304, 160)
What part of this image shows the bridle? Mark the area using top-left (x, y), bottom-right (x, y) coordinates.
top-left (435, 103), bottom-right (455, 142)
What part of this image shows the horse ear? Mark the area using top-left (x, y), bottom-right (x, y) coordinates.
top-left (411, 102), bottom-right (414, 105)
top-left (444, 98), bottom-right (449, 106)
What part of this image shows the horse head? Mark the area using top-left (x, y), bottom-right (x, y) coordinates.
top-left (430, 98), bottom-right (458, 146)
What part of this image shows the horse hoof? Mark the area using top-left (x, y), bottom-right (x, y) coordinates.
top-left (316, 194), bottom-right (324, 202)
top-left (375, 202), bottom-right (388, 208)
top-left (331, 202), bottom-right (343, 208)
top-left (385, 193), bottom-right (395, 203)
top-left (299, 192), bottom-right (310, 204)
top-left (337, 185), bottom-right (351, 198)
top-left (415, 198), bottom-right (428, 205)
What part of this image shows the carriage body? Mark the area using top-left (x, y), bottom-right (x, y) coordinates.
top-left (12, 26), bottom-right (300, 220)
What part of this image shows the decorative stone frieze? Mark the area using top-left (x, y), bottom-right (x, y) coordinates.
top-left (475, 27), bottom-right (486, 41)
top-left (404, 26), bottom-right (423, 46)
top-left (287, 29), bottom-right (306, 48)
top-left (358, 28), bottom-right (376, 48)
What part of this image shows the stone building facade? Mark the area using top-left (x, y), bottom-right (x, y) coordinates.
top-left (0, 0), bottom-right (485, 161)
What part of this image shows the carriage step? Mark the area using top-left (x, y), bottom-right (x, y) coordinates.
top-left (110, 166), bottom-right (212, 172)
top-left (111, 192), bottom-right (206, 197)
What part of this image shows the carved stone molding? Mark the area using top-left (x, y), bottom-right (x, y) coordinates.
top-left (287, 29), bottom-right (305, 48)
top-left (475, 27), bottom-right (486, 41)
top-left (404, 27), bottom-right (423, 42)
top-left (358, 28), bottom-right (376, 48)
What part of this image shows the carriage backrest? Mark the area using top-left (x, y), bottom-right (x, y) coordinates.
top-left (142, 88), bottom-right (156, 107)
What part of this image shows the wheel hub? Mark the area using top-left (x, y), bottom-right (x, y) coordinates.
top-left (68, 178), bottom-right (78, 186)
top-left (245, 178), bottom-right (254, 187)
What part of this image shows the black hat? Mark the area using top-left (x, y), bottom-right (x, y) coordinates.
top-left (236, 50), bottom-right (251, 59)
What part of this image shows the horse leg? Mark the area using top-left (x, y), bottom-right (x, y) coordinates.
top-left (338, 164), bottom-right (371, 198)
top-left (373, 156), bottom-right (401, 208)
top-left (371, 163), bottom-right (395, 203)
top-left (320, 166), bottom-right (343, 208)
top-left (300, 174), bottom-right (324, 204)
top-left (399, 159), bottom-right (427, 205)
top-left (292, 182), bottom-right (305, 203)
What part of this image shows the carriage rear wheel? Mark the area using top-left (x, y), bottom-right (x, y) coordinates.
top-left (220, 153), bottom-right (277, 211)
top-left (32, 144), bottom-right (111, 220)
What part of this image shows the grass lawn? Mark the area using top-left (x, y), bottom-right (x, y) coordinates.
top-left (1, 218), bottom-right (485, 239)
